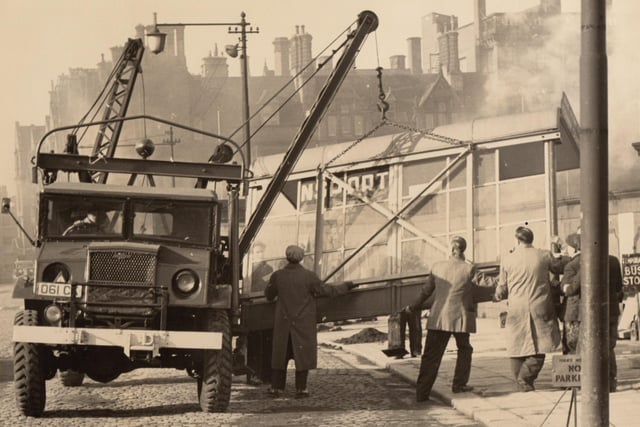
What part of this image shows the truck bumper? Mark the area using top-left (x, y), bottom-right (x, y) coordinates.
top-left (13, 326), bottom-right (222, 357)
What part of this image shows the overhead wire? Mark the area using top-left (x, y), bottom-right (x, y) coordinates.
top-left (229, 19), bottom-right (358, 154)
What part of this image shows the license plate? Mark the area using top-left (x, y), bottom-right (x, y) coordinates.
top-left (35, 282), bottom-right (82, 298)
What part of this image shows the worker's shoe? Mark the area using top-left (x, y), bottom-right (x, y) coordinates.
top-left (517, 382), bottom-right (535, 392)
top-left (295, 389), bottom-right (310, 399)
top-left (452, 385), bottom-right (474, 394)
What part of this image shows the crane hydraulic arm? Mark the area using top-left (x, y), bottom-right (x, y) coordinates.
top-left (238, 10), bottom-right (379, 257)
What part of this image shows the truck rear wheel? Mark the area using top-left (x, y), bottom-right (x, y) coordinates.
top-left (198, 309), bottom-right (232, 412)
top-left (14, 310), bottom-right (46, 417)
top-left (59, 370), bottom-right (85, 387)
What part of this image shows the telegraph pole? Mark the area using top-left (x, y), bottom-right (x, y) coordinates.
top-left (229, 12), bottom-right (259, 173)
top-left (163, 126), bottom-right (180, 187)
top-left (580, 0), bottom-right (609, 425)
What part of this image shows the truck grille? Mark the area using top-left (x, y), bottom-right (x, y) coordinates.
top-left (88, 250), bottom-right (156, 285)
top-left (84, 248), bottom-right (159, 316)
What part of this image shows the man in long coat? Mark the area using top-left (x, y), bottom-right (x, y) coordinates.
top-left (495, 226), bottom-right (564, 392)
top-left (405, 236), bottom-right (493, 402)
top-left (265, 245), bottom-right (355, 398)
top-left (560, 232), bottom-right (624, 391)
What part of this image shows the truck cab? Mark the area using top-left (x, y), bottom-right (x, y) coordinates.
top-left (13, 181), bottom-right (233, 416)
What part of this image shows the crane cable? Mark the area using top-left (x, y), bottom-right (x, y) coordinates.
top-left (323, 65), bottom-right (467, 169)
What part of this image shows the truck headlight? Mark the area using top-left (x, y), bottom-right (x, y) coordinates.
top-left (44, 304), bottom-right (62, 325)
top-left (173, 270), bottom-right (199, 295)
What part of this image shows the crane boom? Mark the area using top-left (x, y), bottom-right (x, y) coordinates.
top-left (239, 10), bottom-right (379, 256)
top-left (90, 38), bottom-right (145, 183)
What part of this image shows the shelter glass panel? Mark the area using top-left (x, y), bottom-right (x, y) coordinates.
top-left (403, 193), bottom-right (446, 235)
top-left (401, 238), bottom-right (448, 272)
top-left (474, 185), bottom-right (496, 228)
top-left (498, 142), bottom-right (544, 180)
top-left (402, 159), bottom-right (446, 197)
top-left (499, 176), bottom-right (545, 224)
top-left (474, 228), bottom-right (498, 263)
top-left (475, 150), bottom-right (496, 185)
top-left (449, 189), bottom-right (467, 231)
top-left (256, 216), bottom-right (298, 260)
top-left (298, 212), bottom-right (316, 252)
top-left (322, 210), bottom-right (344, 251)
top-left (344, 205), bottom-right (390, 248)
top-left (344, 244), bottom-right (389, 280)
top-left (556, 169), bottom-right (580, 201)
top-left (448, 158), bottom-right (466, 189)
top-left (321, 251), bottom-right (344, 282)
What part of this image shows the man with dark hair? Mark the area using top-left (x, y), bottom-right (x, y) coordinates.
top-left (265, 245), bottom-right (357, 398)
top-left (405, 236), bottom-right (491, 402)
top-left (495, 226), bottom-right (564, 392)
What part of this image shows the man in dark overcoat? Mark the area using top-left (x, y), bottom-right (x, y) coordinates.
top-left (265, 245), bottom-right (356, 397)
top-left (405, 236), bottom-right (493, 402)
top-left (560, 232), bottom-right (624, 391)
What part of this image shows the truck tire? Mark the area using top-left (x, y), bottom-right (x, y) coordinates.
top-left (13, 310), bottom-right (46, 417)
top-left (59, 370), bottom-right (85, 387)
top-left (198, 309), bottom-right (232, 412)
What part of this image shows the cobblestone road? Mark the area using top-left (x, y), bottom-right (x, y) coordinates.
top-left (0, 285), bottom-right (480, 426)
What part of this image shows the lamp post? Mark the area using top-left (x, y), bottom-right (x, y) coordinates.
top-left (147, 11), bottom-right (259, 172)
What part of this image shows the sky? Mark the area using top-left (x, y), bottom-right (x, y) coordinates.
top-left (0, 0), bottom-right (582, 197)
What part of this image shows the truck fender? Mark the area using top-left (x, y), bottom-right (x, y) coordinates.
top-left (12, 277), bottom-right (35, 300)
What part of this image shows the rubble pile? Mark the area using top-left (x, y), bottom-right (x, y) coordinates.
top-left (335, 327), bottom-right (387, 344)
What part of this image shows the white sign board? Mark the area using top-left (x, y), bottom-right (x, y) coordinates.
top-left (551, 355), bottom-right (581, 388)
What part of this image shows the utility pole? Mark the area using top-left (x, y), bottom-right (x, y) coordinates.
top-left (163, 126), bottom-right (180, 187)
top-left (580, 0), bottom-right (609, 425)
top-left (229, 12), bottom-right (259, 177)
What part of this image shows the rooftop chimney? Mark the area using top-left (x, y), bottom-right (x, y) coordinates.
top-left (407, 37), bottom-right (422, 74)
top-left (201, 44), bottom-right (229, 78)
top-left (390, 55), bottom-right (406, 70)
top-left (273, 37), bottom-right (290, 76)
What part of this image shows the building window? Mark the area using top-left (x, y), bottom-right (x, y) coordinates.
top-left (340, 115), bottom-right (352, 136)
top-left (354, 115), bottom-right (365, 135)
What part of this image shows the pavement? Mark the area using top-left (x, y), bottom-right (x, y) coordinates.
top-left (317, 315), bottom-right (640, 427)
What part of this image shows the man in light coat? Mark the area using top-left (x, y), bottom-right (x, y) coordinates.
top-left (405, 236), bottom-right (492, 402)
top-left (495, 226), bottom-right (564, 392)
top-left (265, 245), bottom-right (356, 398)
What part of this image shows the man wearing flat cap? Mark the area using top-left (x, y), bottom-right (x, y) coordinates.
top-left (495, 226), bottom-right (565, 392)
top-left (265, 245), bottom-right (357, 398)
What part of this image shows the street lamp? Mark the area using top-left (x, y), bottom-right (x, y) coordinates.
top-left (147, 12), bottom-right (258, 174)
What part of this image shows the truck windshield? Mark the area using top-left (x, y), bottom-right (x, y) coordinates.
top-left (44, 196), bottom-right (124, 238)
top-left (131, 200), bottom-right (213, 246)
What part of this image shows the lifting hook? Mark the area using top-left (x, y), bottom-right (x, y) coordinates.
top-left (376, 66), bottom-right (389, 120)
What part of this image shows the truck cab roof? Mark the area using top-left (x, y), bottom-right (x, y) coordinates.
top-left (42, 182), bottom-right (219, 202)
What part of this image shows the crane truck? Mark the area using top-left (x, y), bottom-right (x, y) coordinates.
top-left (4, 10), bottom-right (379, 416)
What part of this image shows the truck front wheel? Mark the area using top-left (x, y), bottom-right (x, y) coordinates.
top-left (198, 309), bottom-right (232, 412)
top-left (14, 310), bottom-right (46, 417)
